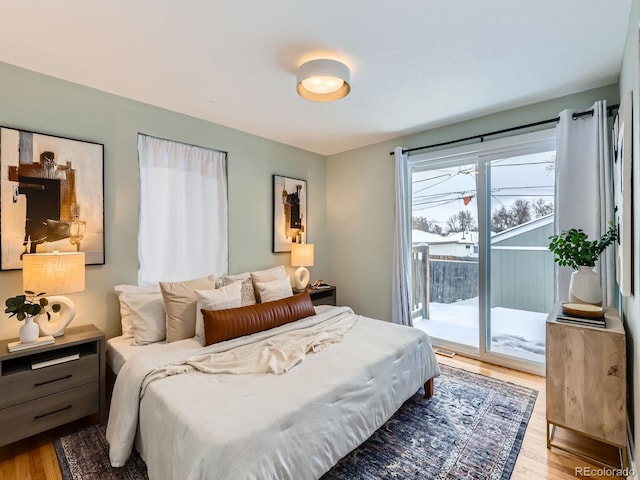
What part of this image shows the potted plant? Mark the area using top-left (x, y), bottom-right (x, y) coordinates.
top-left (4, 291), bottom-right (60, 343)
top-left (548, 221), bottom-right (617, 305)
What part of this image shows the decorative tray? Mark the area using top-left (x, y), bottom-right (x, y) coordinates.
top-left (561, 302), bottom-right (605, 318)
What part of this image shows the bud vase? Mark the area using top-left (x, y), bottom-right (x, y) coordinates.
top-left (569, 266), bottom-right (602, 306)
top-left (19, 315), bottom-right (40, 343)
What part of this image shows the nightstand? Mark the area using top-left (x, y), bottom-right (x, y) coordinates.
top-left (546, 303), bottom-right (626, 468)
top-left (0, 324), bottom-right (105, 447)
top-left (296, 286), bottom-right (337, 306)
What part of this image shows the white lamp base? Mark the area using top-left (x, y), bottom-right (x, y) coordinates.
top-left (294, 267), bottom-right (310, 290)
top-left (35, 295), bottom-right (76, 337)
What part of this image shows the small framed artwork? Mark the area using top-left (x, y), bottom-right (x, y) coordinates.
top-left (0, 127), bottom-right (105, 270)
top-left (273, 174), bottom-right (307, 253)
top-left (612, 92), bottom-right (633, 296)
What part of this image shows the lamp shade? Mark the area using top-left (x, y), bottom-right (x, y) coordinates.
top-left (296, 59), bottom-right (351, 102)
top-left (291, 243), bottom-right (314, 267)
top-left (22, 252), bottom-right (85, 295)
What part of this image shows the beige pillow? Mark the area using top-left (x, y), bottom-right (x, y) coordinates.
top-left (160, 275), bottom-right (216, 342)
top-left (194, 282), bottom-right (242, 345)
top-left (254, 276), bottom-right (293, 303)
top-left (250, 265), bottom-right (287, 302)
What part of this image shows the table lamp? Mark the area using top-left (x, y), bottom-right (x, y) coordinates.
top-left (291, 243), bottom-right (314, 290)
top-left (22, 251), bottom-right (85, 337)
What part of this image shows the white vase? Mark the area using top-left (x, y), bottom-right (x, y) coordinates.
top-left (19, 315), bottom-right (40, 343)
top-left (569, 266), bottom-right (602, 305)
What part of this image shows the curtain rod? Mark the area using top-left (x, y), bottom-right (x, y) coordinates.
top-left (389, 104), bottom-right (619, 156)
top-left (138, 132), bottom-right (228, 155)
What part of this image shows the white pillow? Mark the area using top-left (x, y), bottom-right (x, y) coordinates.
top-left (194, 282), bottom-right (242, 345)
top-left (250, 266), bottom-right (287, 302)
top-left (113, 284), bottom-right (162, 338)
top-left (254, 276), bottom-right (293, 303)
top-left (130, 295), bottom-right (167, 345)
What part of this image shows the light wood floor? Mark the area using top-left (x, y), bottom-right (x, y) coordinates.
top-left (0, 355), bottom-right (629, 479)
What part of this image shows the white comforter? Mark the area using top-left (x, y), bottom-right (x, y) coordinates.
top-left (107, 306), bottom-right (440, 480)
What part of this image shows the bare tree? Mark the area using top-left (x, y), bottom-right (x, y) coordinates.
top-left (491, 197), bottom-right (552, 232)
top-left (491, 206), bottom-right (511, 232)
top-left (533, 198), bottom-right (554, 217)
top-left (511, 199), bottom-right (531, 225)
top-left (412, 216), bottom-right (443, 234)
top-left (446, 210), bottom-right (476, 234)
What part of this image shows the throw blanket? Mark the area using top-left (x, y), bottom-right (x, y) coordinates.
top-left (107, 307), bottom-right (358, 467)
top-left (141, 312), bottom-right (358, 394)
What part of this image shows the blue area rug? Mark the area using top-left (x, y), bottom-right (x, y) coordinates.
top-left (55, 364), bottom-right (537, 479)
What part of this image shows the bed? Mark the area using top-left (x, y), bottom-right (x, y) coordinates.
top-left (105, 302), bottom-right (440, 480)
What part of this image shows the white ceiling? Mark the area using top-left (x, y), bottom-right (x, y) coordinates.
top-left (0, 1), bottom-right (632, 155)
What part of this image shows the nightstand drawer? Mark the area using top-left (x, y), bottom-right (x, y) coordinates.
top-left (0, 355), bottom-right (98, 409)
top-left (0, 381), bottom-right (99, 447)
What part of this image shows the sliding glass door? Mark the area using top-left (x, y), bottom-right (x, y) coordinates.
top-left (409, 130), bottom-right (556, 373)
top-left (486, 151), bottom-right (556, 365)
top-left (411, 162), bottom-right (479, 352)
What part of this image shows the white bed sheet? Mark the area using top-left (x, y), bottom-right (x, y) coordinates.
top-left (106, 335), bottom-right (201, 375)
top-left (107, 306), bottom-right (440, 480)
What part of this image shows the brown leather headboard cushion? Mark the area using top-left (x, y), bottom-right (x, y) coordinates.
top-left (202, 291), bottom-right (316, 346)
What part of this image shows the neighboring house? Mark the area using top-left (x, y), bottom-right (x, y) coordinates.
top-left (412, 230), bottom-right (479, 258)
top-left (491, 215), bottom-right (555, 313)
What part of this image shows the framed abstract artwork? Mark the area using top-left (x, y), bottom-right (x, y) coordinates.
top-left (0, 127), bottom-right (104, 270)
top-left (272, 174), bottom-right (307, 253)
top-left (612, 92), bottom-right (633, 296)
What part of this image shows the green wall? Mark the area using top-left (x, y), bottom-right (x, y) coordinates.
top-left (618, 0), bottom-right (640, 461)
top-left (0, 62), bottom-right (328, 339)
top-left (326, 84), bottom-right (620, 320)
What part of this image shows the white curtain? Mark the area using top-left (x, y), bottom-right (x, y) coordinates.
top-left (392, 146), bottom-right (413, 326)
top-left (137, 135), bottom-right (228, 285)
top-left (555, 101), bottom-right (615, 305)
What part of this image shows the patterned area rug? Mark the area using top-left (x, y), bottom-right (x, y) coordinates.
top-left (55, 364), bottom-right (537, 480)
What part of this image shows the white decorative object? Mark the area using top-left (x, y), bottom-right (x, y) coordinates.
top-left (293, 268), bottom-right (310, 290)
top-left (569, 266), bottom-right (602, 306)
top-left (35, 295), bottom-right (77, 338)
top-left (291, 243), bottom-right (314, 290)
top-left (19, 315), bottom-right (40, 343)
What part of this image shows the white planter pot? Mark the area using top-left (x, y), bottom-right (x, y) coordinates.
top-left (19, 316), bottom-right (40, 343)
top-left (569, 266), bottom-right (602, 305)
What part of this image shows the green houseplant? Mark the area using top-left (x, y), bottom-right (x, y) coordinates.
top-left (548, 221), bottom-right (617, 304)
top-left (5, 291), bottom-right (60, 343)
top-left (4, 291), bottom-right (60, 320)
top-left (548, 222), bottom-right (617, 270)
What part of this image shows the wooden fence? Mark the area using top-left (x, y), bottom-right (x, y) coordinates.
top-left (412, 244), bottom-right (478, 319)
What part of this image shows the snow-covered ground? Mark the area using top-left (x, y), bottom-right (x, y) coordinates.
top-left (413, 297), bottom-right (546, 364)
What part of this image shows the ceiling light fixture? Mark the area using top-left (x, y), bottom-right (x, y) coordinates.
top-left (296, 59), bottom-right (351, 102)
